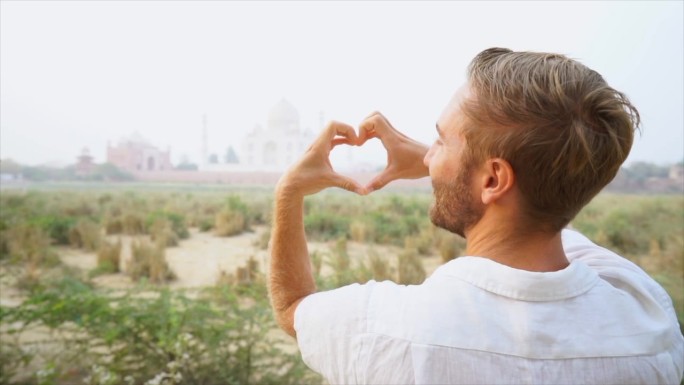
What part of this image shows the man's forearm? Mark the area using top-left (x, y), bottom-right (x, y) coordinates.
top-left (269, 187), bottom-right (316, 337)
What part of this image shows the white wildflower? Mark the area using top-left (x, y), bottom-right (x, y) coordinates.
top-left (144, 372), bottom-right (168, 385)
top-left (167, 360), bottom-right (179, 371)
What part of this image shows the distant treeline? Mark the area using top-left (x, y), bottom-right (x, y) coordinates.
top-left (607, 161), bottom-right (683, 194)
top-left (1, 159), bottom-right (683, 193)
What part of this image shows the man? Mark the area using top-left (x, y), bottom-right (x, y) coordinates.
top-left (269, 48), bottom-right (684, 384)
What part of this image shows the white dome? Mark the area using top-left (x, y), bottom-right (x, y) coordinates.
top-left (267, 99), bottom-right (300, 131)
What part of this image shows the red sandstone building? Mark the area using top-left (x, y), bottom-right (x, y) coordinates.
top-left (107, 133), bottom-right (172, 172)
top-left (75, 147), bottom-right (95, 176)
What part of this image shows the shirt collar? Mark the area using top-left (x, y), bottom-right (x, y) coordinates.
top-left (431, 256), bottom-right (599, 301)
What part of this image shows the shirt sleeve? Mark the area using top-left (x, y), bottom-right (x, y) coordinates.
top-left (294, 281), bottom-right (376, 384)
top-left (561, 229), bottom-right (682, 339)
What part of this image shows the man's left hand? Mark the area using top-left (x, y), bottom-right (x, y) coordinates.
top-left (275, 120), bottom-right (367, 198)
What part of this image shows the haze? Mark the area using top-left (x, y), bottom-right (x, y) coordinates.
top-left (1, 1), bottom-right (682, 167)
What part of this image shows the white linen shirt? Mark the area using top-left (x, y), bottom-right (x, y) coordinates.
top-left (294, 230), bottom-right (684, 384)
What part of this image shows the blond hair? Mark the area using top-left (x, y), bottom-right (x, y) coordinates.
top-left (462, 48), bottom-right (640, 231)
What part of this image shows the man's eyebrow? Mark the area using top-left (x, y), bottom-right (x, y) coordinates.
top-left (436, 123), bottom-right (444, 137)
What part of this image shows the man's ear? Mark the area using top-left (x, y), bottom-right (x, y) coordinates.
top-left (478, 158), bottom-right (515, 204)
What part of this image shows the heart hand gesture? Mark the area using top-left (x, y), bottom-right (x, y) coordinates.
top-left (276, 120), bottom-right (367, 198)
top-left (358, 112), bottom-right (430, 193)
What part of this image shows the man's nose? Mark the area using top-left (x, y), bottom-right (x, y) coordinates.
top-left (423, 145), bottom-right (435, 168)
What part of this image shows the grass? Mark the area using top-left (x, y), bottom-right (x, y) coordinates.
top-left (0, 185), bottom-right (682, 384)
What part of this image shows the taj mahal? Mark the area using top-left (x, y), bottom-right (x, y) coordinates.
top-left (200, 99), bottom-right (317, 172)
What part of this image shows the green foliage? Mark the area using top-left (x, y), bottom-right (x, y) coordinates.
top-left (0, 277), bottom-right (316, 385)
top-left (573, 195), bottom-right (684, 257)
top-left (1, 187), bottom-right (682, 384)
top-left (304, 211), bottom-right (350, 240)
top-left (146, 211), bottom-right (189, 240)
top-left (30, 215), bottom-right (75, 245)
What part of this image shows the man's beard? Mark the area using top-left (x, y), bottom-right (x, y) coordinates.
top-left (429, 165), bottom-right (484, 238)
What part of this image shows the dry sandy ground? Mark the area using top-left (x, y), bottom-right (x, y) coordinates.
top-left (56, 226), bottom-right (443, 290)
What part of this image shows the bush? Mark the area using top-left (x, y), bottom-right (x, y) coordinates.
top-left (68, 218), bottom-right (102, 251)
top-left (304, 212), bottom-right (350, 241)
top-left (349, 220), bottom-right (369, 243)
top-left (127, 240), bottom-right (175, 283)
top-left (95, 239), bottom-right (122, 274)
top-left (0, 277), bottom-right (318, 385)
top-left (30, 215), bottom-right (75, 245)
top-left (253, 229), bottom-right (271, 250)
top-left (397, 248), bottom-right (426, 285)
top-left (149, 218), bottom-right (180, 247)
top-left (215, 209), bottom-right (247, 237)
top-left (216, 256), bottom-right (262, 287)
top-left (329, 238), bottom-right (353, 287)
top-left (367, 249), bottom-right (393, 282)
top-left (122, 213), bottom-right (145, 235)
top-left (5, 224), bottom-right (52, 263)
top-left (437, 230), bottom-right (464, 264)
top-left (146, 211), bottom-right (189, 240)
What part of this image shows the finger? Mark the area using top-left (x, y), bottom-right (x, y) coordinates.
top-left (331, 137), bottom-right (354, 147)
top-left (316, 121), bottom-right (358, 147)
top-left (358, 115), bottom-right (380, 144)
top-left (358, 113), bottom-right (396, 147)
top-left (365, 169), bottom-right (395, 193)
top-left (329, 172), bottom-right (367, 195)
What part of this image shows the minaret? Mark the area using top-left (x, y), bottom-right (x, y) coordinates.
top-left (201, 114), bottom-right (208, 168)
top-left (318, 110), bottom-right (325, 132)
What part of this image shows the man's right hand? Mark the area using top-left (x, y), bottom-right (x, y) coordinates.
top-left (358, 112), bottom-right (430, 193)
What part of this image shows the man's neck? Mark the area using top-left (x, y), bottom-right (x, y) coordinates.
top-left (464, 220), bottom-right (569, 273)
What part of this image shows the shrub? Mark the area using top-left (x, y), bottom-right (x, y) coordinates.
top-left (330, 238), bottom-right (353, 287)
top-left (310, 250), bottom-right (323, 279)
top-left (199, 217), bottom-right (214, 232)
top-left (146, 211), bottom-right (189, 240)
top-left (437, 231), bottom-right (464, 264)
top-left (149, 218), bottom-right (180, 247)
top-left (253, 228), bottom-right (271, 250)
top-left (367, 249), bottom-right (393, 282)
top-left (30, 215), bottom-right (75, 245)
top-left (0, 277), bottom-right (318, 385)
top-left (95, 239), bottom-right (122, 274)
top-left (122, 213), bottom-right (145, 235)
top-left (397, 248), bottom-right (426, 285)
top-left (216, 256), bottom-right (262, 288)
top-left (104, 215), bottom-right (123, 235)
top-left (127, 240), bottom-right (175, 283)
top-left (5, 223), bottom-right (59, 268)
top-left (349, 220), bottom-right (369, 243)
top-left (68, 218), bottom-right (102, 251)
top-left (304, 212), bottom-right (350, 241)
top-left (215, 209), bottom-right (247, 237)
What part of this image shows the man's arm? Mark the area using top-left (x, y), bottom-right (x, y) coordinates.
top-left (270, 114), bottom-right (429, 337)
top-left (269, 121), bottom-right (365, 337)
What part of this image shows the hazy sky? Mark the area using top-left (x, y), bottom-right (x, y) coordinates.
top-left (1, 1), bottom-right (682, 167)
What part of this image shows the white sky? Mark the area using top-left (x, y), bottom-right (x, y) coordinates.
top-left (1, 1), bottom-right (682, 167)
